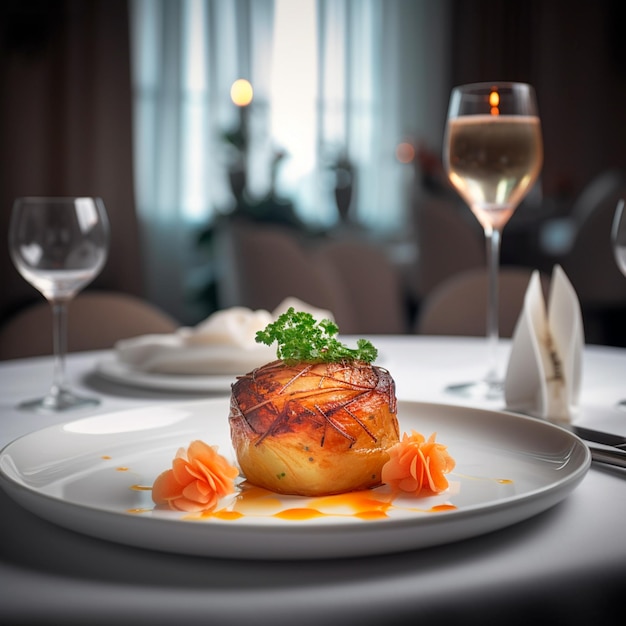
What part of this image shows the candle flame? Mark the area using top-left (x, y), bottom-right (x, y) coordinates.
top-left (489, 89), bottom-right (500, 116)
top-left (231, 79), bottom-right (253, 107)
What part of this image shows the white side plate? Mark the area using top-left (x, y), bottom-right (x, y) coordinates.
top-left (95, 357), bottom-right (235, 393)
top-left (0, 399), bottom-right (590, 560)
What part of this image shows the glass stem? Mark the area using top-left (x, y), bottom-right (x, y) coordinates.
top-left (485, 227), bottom-right (501, 385)
top-left (51, 300), bottom-right (69, 396)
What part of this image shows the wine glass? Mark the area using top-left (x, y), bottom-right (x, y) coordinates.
top-left (611, 198), bottom-right (626, 409)
top-left (443, 82), bottom-right (543, 398)
top-left (9, 197), bottom-right (109, 412)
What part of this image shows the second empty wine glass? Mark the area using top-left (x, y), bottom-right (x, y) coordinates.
top-left (443, 82), bottom-right (543, 399)
top-left (611, 198), bottom-right (626, 409)
top-left (9, 197), bottom-right (109, 412)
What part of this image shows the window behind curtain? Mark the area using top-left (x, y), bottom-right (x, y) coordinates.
top-left (130, 0), bottom-right (451, 321)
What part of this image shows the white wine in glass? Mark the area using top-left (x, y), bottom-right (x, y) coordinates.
top-left (443, 82), bottom-right (543, 398)
top-left (9, 197), bottom-right (109, 412)
top-left (611, 198), bottom-right (626, 409)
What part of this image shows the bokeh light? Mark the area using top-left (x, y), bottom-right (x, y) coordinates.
top-left (230, 79), bottom-right (254, 106)
top-left (396, 142), bottom-right (416, 164)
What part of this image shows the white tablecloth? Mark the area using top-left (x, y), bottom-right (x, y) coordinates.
top-left (1, 336), bottom-right (625, 625)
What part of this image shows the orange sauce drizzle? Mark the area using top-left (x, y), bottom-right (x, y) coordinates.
top-left (187, 475), bottom-right (511, 521)
top-left (274, 508), bottom-right (326, 521)
top-left (431, 504), bottom-right (457, 512)
top-left (354, 510), bottom-right (390, 520)
top-left (181, 482), bottom-right (458, 522)
top-left (211, 510), bottom-right (244, 521)
top-left (125, 467), bottom-right (510, 523)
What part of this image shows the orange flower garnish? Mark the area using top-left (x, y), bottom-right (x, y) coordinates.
top-left (381, 430), bottom-right (455, 496)
top-left (152, 440), bottom-right (239, 512)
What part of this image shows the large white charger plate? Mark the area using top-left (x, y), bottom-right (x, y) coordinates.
top-left (0, 399), bottom-right (590, 560)
top-left (95, 357), bottom-right (236, 393)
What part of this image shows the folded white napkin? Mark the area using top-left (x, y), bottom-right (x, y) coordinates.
top-left (115, 297), bottom-right (334, 376)
top-left (504, 265), bottom-right (584, 422)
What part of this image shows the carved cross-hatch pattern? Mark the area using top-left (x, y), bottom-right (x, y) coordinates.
top-left (231, 361), bottom-right (397, 449)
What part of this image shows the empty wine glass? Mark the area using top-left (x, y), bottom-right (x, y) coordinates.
top-left (611, 198), bottom-right (626, 409)
top-left (443, 82), bottom-right (543, 399)
top-left (9, 197), bottom-right (109, 412)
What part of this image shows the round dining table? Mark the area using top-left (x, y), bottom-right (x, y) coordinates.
top-left (0, 335), bottom-right (624, 625)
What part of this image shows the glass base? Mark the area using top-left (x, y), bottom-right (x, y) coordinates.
top-left (18, 388), bottom-right (100, 413)
top-left (445, 378), bottom-right (504, 401)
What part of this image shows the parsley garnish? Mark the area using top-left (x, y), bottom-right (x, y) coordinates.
top-left (255, 307), bottom-right (378, 364)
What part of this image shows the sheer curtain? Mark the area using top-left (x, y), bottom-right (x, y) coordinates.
top-left (130, 0), bottom-right (274, 321)
top-left (130, 0), bottom-right (451, 322)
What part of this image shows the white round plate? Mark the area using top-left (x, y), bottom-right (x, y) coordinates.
top-left (0, 399), bottom-right (590, 560)
top-left (95, 357), bottom-right (235, 393)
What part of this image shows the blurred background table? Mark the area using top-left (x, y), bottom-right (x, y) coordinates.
top-left (1, 336), bottom-right (625, 625)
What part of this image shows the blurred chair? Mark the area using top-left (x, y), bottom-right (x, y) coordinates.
top-left (314, 239), bottom-right (408, 334)
top-left (412, 196), bottom-right (485, 299)
top-left (556, 173), bottom-right (626, 307)
top-left (215, 220), bottom-right (356, 331)
top-left (540, 168), bottom-right (625, 257)
top-left (0, 291), bottom-right (179, 360)
top-left (415, 267), bottom-right (550, 338)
